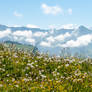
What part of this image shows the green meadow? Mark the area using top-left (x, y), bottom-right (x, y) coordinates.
top-left (0, 44), bottom-right (92, 92)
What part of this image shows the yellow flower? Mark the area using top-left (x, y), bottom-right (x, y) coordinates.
top-left (14, 81), bottom-right (17, 84)
top-left (22, 79), bottom-right (24, 82)
top-left (90, 84), bottom-right (92, 88)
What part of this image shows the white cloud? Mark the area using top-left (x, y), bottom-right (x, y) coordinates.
top-left (12, 25), bottom-right (22, 27)
top-left (13, 36), bottom-right (18, 40)
top-left (41, 4), bottom-right (63, 15)
top-left (42, 32), bottom-right (72, 47)
top-left (61, 34), bottom-right (92, 48)
top-left (68, 8), bottom-right (72, 15)
top-left (12, 30), bottom-right (35, 45)
top-left (55, 32), bottom-right (71, 41)
top-left (13, 30), bottom-right (32, 38)
top-left (26, 24), bottom-right (40, 28)
top-left (40, 41), bottom-right (51, 47)
top-left (33, 32), bottom-right (48, 37)
top-left (13, 11), bottom-right (23, 17)
top-left (0, 29), bottom-right (11, 38)
top-left (41, 32), bottom-right (71, 47)
top-left (25, 38), bottom-right (35, 45)
top-left (39, 36), bottom-right (55, 47)
top-left (46, 36), bottom-right (55, 42)
top-left (57, 24), bottom-right (78, 29)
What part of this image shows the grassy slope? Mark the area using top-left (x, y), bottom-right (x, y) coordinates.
top-left (4, 41), bottom-right (35, 51)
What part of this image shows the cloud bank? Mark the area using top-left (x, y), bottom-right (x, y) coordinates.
top-left (61, 34), bottom-right (92, 48)
top-left (0, 26), bottom-right (92, 48)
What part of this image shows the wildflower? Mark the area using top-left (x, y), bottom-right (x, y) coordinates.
top-left (25, 66), bottom-right (29, 70)
top-left (35, 60), bottom-right (37, 63)
top-left (27, 63), bottom-right (34, 68)
top-left (90, 84), bottom-right (92, 88)
top-left (41, 74), bottom-right (46, 78)
top-left (13, 53), bottom-right (18, 58)
top-left (65, 64), bottom-right (69, 67)
top-left (58, 66), bottom-right (61, 69)
top-left (14, 81), bottom-right (17, 84)
top-left (35, 65), bottom-right (38, 67)
top-left (12, 78), bottom-right (15, 82)
top-left (15, 85), bottom-right (19, 88)
top-left (16, 61), bottom-right (19, 63)
top-left (25, 73), bottom-right (28, 76)
top-left (73, 79), bottom-right (77, 83)
top-left (7, 79), bottom-right (9, 82)
top-left (7, 74), bottom-right (9, 77)
top-left (23, 78), bottom-right (29, 82)
top-left (28, 60), bottom-right (31, 63)
top-left (61, 76), bottom-right (65, 79)
top-left (0, 84), bottom-right (3, 87)
top-left (39, 71), bottom-right (42, 74)
top-left (57, 72), bottom-right (60, 75)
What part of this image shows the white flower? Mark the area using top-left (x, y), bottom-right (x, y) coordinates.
top-left (39, 71), bottom-right (42, 74)
top-left (2, 68), bottom-right (5, 72)
top-left (36, 65), bottom-right (38, 67)
top-left (23, 78), bottom-right (29, 82)
top-left (7, 74), bottom-right (9, 77)
top-left (61, 76), bottom-right (65, 79)
top-left (12, 78), bottom-right (15, 82)
top-left (0, 84), bottom-right (3, 87)
top-left (41, 75), bottom-right (46, 78)
top-left (57, 72), bottom-right (60, 75)
top-left (13, 53), bottom-right (18, 58)
top-left (7, 79), bottom-right (9, 82)
top-left (35, 60), bottom-right (38, 63)
top-left (25, 67), bottom-right (29, 70)
top-left (15, 85), bottom-right (19, 88)
top-left (65, 64), bottom-right (69, 67)
top-left (28, 60), bottom-right (31, 63)
top-left (27, 63), bottom-right (34, 68)
top-left (74, 69), bottom-right (81, 76)
top-left (25, 74), bottom-right (28, 76)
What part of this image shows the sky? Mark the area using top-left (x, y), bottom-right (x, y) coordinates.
top-left (0, 0), bottom-right (92, 28)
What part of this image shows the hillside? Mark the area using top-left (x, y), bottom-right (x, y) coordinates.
top-left (3, 41), bottom-right (38, 54)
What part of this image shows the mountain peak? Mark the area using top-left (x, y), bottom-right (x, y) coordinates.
top-left (78, 25), bottom-right (89, 30)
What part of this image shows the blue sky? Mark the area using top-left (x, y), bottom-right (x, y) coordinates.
top-left (0, 0), bottom-right (92, 28)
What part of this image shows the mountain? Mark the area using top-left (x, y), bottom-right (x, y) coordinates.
top-left (0, 24), bottom-right (92, 57)
top-left (0, 24), bottom-right (47, 32)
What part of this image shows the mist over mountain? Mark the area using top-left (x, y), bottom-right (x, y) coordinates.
top-left (0, 24), bottom-right (92, 57)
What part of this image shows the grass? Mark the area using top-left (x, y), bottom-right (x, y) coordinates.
top-left (0, 43), bottom-right (92, 92)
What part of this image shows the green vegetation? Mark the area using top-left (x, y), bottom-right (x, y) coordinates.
top-left (4, 41), bottom-right (35, 51)
top-left (0, 43), bottom-right (92, 92)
